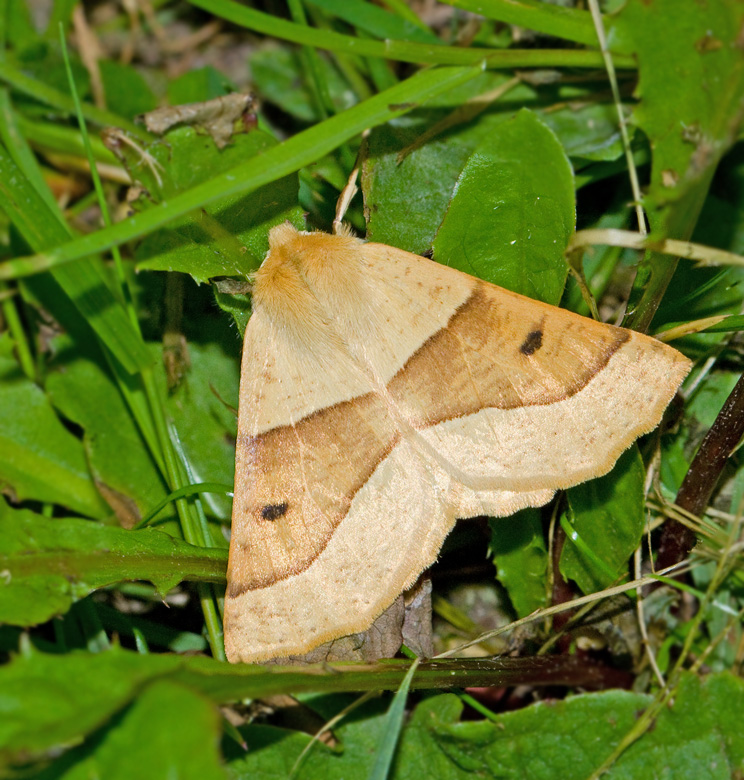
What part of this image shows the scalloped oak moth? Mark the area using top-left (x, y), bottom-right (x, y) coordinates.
top-left (224, 223), bottom-right (691, 663)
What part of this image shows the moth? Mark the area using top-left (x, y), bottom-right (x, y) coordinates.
top-left (224, 223), bottom-right (691, 663)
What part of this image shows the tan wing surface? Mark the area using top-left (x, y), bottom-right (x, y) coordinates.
top-left (225, 225), bottom-right (691, 662)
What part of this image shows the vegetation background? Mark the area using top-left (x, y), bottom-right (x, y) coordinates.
top-left (1, 0), bottom-right (744, 777)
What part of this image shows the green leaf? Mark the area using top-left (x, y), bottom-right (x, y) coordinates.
top-left (0, 648), bottom-right (184, 769)
top-left (226, 695), bottom-right (388, 778)
top-left (610, 0), bottom-right (744, 235)
top-left (394, 673), bottom-right (744, 779)
top-left (364, 73), bottom-right (536, 253)
top-left (0, 359), bottom-right (108, 519)
top-left (541, 101), bottom-right (627, 164)
top-left (433, 108), bottom-right (574, 304)
top-left (611, 0), bottom-right (744, 330)
top-left (46, 353), bottom-right (171, 526)
top-left (168, 66), bottom-right (235, 105)
top-left (560, 446), bottom-right (645, 594)
top-left (489, 509), bottom-right (548, 617)
top-left (0, 502), bottom-right (227, 626)
top-left (135, 128), bottom-right (304, 283)
top-left (99, 60), bottom-right (157, 118)
top-left (65, 681), bottom-right (226, 780)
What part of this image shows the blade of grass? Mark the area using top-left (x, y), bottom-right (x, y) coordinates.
top-left (59, 28), bottom-right (226, 658)
top-left (440, 0), bottom-right (597, 47)
top-left (0, 64), bottom-right (485, 279)
top-left (0, 60), bottom-right (147, 138)
top-left (0, 93), bottom-right (41, 381)
top-left (0, 22), bottom-right (148, 377)
top-left (0, 145), bottom-right (153, 373)
top-left (286, 0), bottom-right (335, 122)
top-left (135, 482), bottom-right (234, 530)
top-left (17, 115), bottom-right (120, 170)
top-left (377, 0), bottom-right (429, 30)
top-left (188, 0), bottom-right (622, 68)
top-left (0, 94), bottom-right (59, 215)
top-left (370, 658), bottom-right (420, 780)
top-left (305, 0), bottom-right (441, 44)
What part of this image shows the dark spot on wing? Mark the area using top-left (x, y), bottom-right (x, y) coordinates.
top-left (261, 502), bottom-right (289, 521)
top-left (520, 329), bottom-right (543, 356)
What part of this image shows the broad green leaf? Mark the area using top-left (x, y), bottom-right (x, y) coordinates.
top-left (0, 502), bottom-right (227, 626)
top-left (168, 65), bottom-right (235, 105)
top-left (610, 0), bottom-right (744, 236)
top-left (227, 674), bottom-right (744, 778)
top-left (489, 509), bottom-right (548, 617)
top-left (99, 59), bottom-right (157, 118)
top-left (433, 108), bottom-right (574, 304)
top-left (541, 101), bottom-right (627, 164)
top-left (364, 72), bottom-right (536, 253)
top-left (0, 357), bottom-right (108, 519)
top-left (213, 285), bottom-right (252, 336)
top-left (561, 446), bottom-right (645, 594)
top-left (46, 353), bottom-right (171, 527)
top-left (61, 681), bottom-right (226, 780)
top-left (135, 127), bottom-right (305, 283)
top-left (395, 673), bottom-right (744, 779)
top-left (47, 333), bottom-right (239, 528)
top-left (610, 0), bottom-right (744, 330)
top-left (0, 648), bottom-right (185, 769)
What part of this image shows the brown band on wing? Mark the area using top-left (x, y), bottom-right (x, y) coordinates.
top-left (387, 283), bottom-right (629, 427)
top-left (228, 391), bottom-right (399, 594)
top-left (229, 281), bottom-right (630, 594)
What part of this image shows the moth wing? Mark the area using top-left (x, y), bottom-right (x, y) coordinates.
top-left (336, 241), bottom-right (691, 517)
top-left (225, 231), bottom-right (691, 663)
top-left (226, 300), bottom-right (470, 662)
